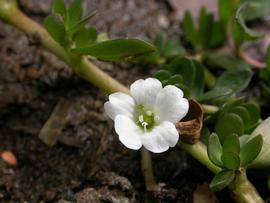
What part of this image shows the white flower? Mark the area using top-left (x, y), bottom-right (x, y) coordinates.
top-left (104, 78), bottom-right (189, 153)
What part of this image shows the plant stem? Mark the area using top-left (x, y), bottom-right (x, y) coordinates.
top-left (0, 2), bottom-right (264, 202)
top-left (229, 169), bottom-right (264, 203)
top-left (178, 141), bottom-right (221, 174)
top-left (0, 0), bottom-right (128, 95)
top-left (201, 104), bottom-right (219, 114)
top-left (179, 142), bottom-right (264, 203)
top-left (141, 147), bottom-right (155, 191)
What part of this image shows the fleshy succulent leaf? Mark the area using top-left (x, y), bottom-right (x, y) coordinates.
top-left (210, 170), bottom-right (235, 191)
top-left (208, 133), bottom-right (223, 167)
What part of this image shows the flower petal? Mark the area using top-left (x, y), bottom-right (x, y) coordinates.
top-left (156, 85), bottom-right (189, 123)
top-left (115, 115), bottom-right (142, 150)
top-left (104, 92), bottom-right (135, 120)
top-left (130, 78), bottom-right (162, 108)
top-left (141, 121), bottom-right (179, 153)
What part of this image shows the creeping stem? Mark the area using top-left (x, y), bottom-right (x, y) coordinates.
top-left (0, 1), bottom-right (264, 202)
top-left (229, 169), bottom-right (264, 203)
top-left (179, 142), bottom-right (221, 174)
top-left (0, 0), bottom-right (128, 95)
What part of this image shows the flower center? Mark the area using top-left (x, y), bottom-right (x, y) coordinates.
top-left (135, 105), bottom-right (157, 131)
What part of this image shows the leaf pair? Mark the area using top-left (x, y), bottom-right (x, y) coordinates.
top-left (156, 57), bottom-right (252, 102)
top-left (44, 0), bottom-right (156, 62)
top-left (155, 57), bottom-right (204, 99)
top-left (44, 0), bottom-right (97, 47)
top-left (213, 100), bottom-right (260, 141)
top-left (208, 133), bottom-right (263, 190)
top-left (182, 8), bottom-right (225, 50)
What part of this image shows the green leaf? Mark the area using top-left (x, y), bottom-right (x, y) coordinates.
top-left (210, 170), bottom-right (235, 191)
top-left (165, 75), bottom-right (183, 86)
top-left (154, 70), bottom-right (171, 83)
top-left (223, 134), bottom-right (240, 154)
top-left (221, 151), bottom-right (240, 170)
top-left (68, 11), bottom-right (97, 35)
top-left (74, 27), bottom-right (97, 48)
top-left (44, 14), bottom-right (66, 45)
top-left (166, 57), bottom-right (195, 87)
top-left (240, 134), bottom-right (263, 167)
top-left (222, 134), bottom-right (241, 170)
top-left (249, 118), bottom-right (270, 168)
top-left (239, 134), bottom-right (251, 148)
top-left (208, 133), bottom-right (223, 167)
top-left (215, 68), bottom-right (252, 93)
top-left (71, 39), bottom-right (156, 61)
top-left (198, 7), bottom-right (214, 48)
top-left (235, 2), bottom-right (264, 39)
top-left (200, 127), bottom-right (211, 145)
top-left (239, 1), bottom-right (270, 21)
top-left (199, 87), bottom-right (232, 102)
top-left (230, 106), bottom-right (250, 127)
top-left (218, 0), bottom-right (239, 23)
top-left (67, 0), bottom-right (83, 29)
top-left (162, 38), bottom-right (185, 58)
top-left (51, 0), bottom-right (66, 17)
top-left (164, 57), bottom-right (204, 100)
top-left (191, 60), bottom-right (205, 98)
top-left (215, 113), bottom-right (244, 142)
top-left (242, 103), bottom-right (260, 129)
top-left (209, 21), bottom-right (226, 48)
top-left (153, 33), bottom-right (164, 51)
top-left (182, 11), bottom-right (197, 47)
top-left (204, 53), bottom-right (250, 70)
top-left (232, 2), bottom-right (265, 48)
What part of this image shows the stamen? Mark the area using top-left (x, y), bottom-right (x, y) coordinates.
top-left (141, 121), bottom-right (148, 131)
top-left (135, 105), bottom-right (155, 131)
top-left (138, 115), bottom-right (144, 123)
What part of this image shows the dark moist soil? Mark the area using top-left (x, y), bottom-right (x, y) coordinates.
top-left (0, 0), bottom-right (218, 202)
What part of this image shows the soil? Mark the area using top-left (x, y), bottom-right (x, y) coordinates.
top-left (0, 0), bottom-right (223, 202)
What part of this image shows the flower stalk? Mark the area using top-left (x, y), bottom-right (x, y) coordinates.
top-left (141, 147), bottom-right (155, 191)
top-left (0, 1), bottom-right (264, 202)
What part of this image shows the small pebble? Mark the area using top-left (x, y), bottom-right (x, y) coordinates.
top-left (1, 151), bottom-right (17, 166)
